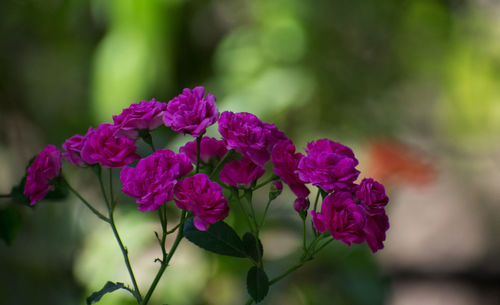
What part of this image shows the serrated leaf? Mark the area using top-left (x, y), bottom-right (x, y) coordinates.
top-left (246, 266), bottom-right (269, 303)
top-left (86, 281), bottom-right (126, 305)
top-left (183, 217), bottom-right (247, 257)
top-left (242, 232), bottom-right (263, 262)
top-left (0, 206), bottom-right (22, 245)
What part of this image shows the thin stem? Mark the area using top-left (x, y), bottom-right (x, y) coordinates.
top-left (269, 262), bottom-right (305, 285)
top-left (252, 175), bottom-right (279, 192)
top-left (98, 169), bottom-right (142, 302)
top-left (313, 237), bottom-right (334, 255)
top-left (109, 168), bottom-right (116, 210)
top-left (196, 135), bottom-right (202, 174)
top-left (312, 190), bottom-right (321, 237)
top-left (259, 198), bottom-right (273, 228)
top-left (313, 190), bottom-right (320, 212)
top-left (64, 178), bottom-right (109, 223)
top-left (166, 223), bottom-right (180, 235)
top-left (209, 150), bottom-right (233, 180)
top-left (0, 194), bottom-right (11, 198)
top-left (244, 298), bottom-right (254, 305)
top-left (302, 217), bottom-right (307, 252)
top-left (141, 210), bottom-right (188, 305)
top-left (234, 189), bottom-right (256, 233)
top-left (108, 216), bottom-right (142, 302)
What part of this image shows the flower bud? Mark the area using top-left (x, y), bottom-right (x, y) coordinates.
top-left (294, 197), bottom-right (310, 213)
top-left (269, 180), bottom-right (283, 201)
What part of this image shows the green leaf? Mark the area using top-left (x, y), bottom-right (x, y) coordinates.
top-left (86, 281), bottom-right (127, 305)
top-left (0, 206), bottom-right (22, 245)
top-left (45, 176), bottom-right (69, 201)
top-left (246, 266), bottom-right (269, 303)
top-left (10, 177), bottom-right (30, 205)
top-left (242, 232), bottom-right (263, 262)
top-left (183, 217), bottom-right (247, 258)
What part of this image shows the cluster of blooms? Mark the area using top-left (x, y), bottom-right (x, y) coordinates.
top-left (23, 86), bottom-right (389, 251)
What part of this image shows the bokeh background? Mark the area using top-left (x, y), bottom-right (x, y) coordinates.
top-left (1, 0), bottom-right (500, 304)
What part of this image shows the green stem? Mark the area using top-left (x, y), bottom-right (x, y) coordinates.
top-left (0, 194), bottom-right (11, 198)
top-left (302, 217), bottom-right (307, 252)
top-left (209, 150), bottom-right (233, 180)
top-left (141, 210), bottom-right (188, 305)
top-left (313, 190), bottom-right (320, 212)
top-left (64, 178), bottom-right (109, 223)
top-left (259, 198), bottom-right (273, 228)
top-left (244, 298), bottom-right (254, 305)
top-left (196, 135), bottom-right (202, 174)
top-left (269, 262), bottom-right (305, 285)
top-left (252, 175), bottom-right (279, 191)
top-left (98, 169), bottom-right (142, 302)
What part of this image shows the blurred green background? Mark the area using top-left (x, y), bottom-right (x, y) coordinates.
top-left (1, 0), bottom-right (500, 304)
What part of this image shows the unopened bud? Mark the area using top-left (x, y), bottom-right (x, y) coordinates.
top-left (269, 180), bottom-right (283, 201)
top-left (294, 197), bottom-right (310, 213)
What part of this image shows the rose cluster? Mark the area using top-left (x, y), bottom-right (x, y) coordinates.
top-left (23, 86), bottom-right (389, 250)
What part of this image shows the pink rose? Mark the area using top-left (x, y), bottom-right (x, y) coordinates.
top-left (24, 145), bottom-right (62, 205)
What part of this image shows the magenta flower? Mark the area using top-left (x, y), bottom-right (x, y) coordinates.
top-left (179, 136), bottom-right (227, 165)
top-left (62, 134), bottom-right (86, 166)
top-left (218, 111), bottom-right (287, 167)
top-left (272, 139), bottom-right (310, 198)
top-left (355, 178), bottom-right (389, 215)
top-left (24, 145), bottom-right (62, 205)
top-left (294, 197), bottom-right (310, 212)
top-left (219, 158), bottom-right (265, 188)
top-left (163, 87), bottom-right (218, 137)
top-left (120, 149), bottom-right (193, 212)
top-left (81, 124), bottom-right (140, 168)
top-left (364, 212), bottom-right (390, 253)
top-left (311, 192), bottom-right (366, 245)
top-left (113, 99), bottom-right (167, 139)
top-left (174, 173), bottom-right (229, 231)
top-left (297, 139), bottom-right (360, 193)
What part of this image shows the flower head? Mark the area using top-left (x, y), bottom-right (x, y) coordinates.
top-left (355, 178), bottom-right (389, 215)
top-left (272, 139), bottom-right (310, 198)
top-left (311, 191), bottom-right (366, 245)
top-left (120, 149), bottom-right (193, 212)
top-left (179, 136), bottom-right (227, 165)
top-left (163, 87), bottom-right (218, 137)
top-left (298, 139), bottom-right (359, 193)
top-left (81, 124), bottom-right (140, 168)
top-left (219, 157), bottom-right (265, 189)
top-left (218, 111), bottom-right (286, 167)
top-left (62, 134), bottom-right (86, 166)
top-left (113, 99), bottom-right (167, 139)
top-left (174, 173), bottom-right (229, 231)
top-left (24, 145), bottom-right (62, 205)
top-left (364, 212), bottom-right (390, 253)
top-left (294, 197), bottom-right (310, 212)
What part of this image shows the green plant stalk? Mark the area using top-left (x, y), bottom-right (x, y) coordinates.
top-left (98, 169), bottom-right (142, 302)
top-left (244, 234), bottom-right (333, 305)
top-left (64, 178), bottom-right (110, 223)
top-left (141, 210), bottom-right (188, 305)
top-left (209, 150), bottom-right (233, 180)
top-left (259, 198), bottom-right (273, 228)
top-left (252, 175), bottom-right (279, 191)
top-left (196, 135), bottom-right (202, 174)
top-left (243, 190), bottom-right (264, 268)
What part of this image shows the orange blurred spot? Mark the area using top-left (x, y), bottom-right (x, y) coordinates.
top-left (365, 139), bottom-right (436, 187)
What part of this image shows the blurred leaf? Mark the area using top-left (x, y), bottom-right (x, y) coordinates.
top-left (0, 206), bottom-right (22, 245)
top-left (242, 232), bottom-right (263, 262)
top-left (10, 177), bottom-right (30, 205)
top-left (183, 217), bottom-right (247, 258)
top-left (86, 281), bottom-right (127, 305)
top-left (246, 266), bottom-right (269, 303)
top-left (45, 177), bottom-right (69, 201)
